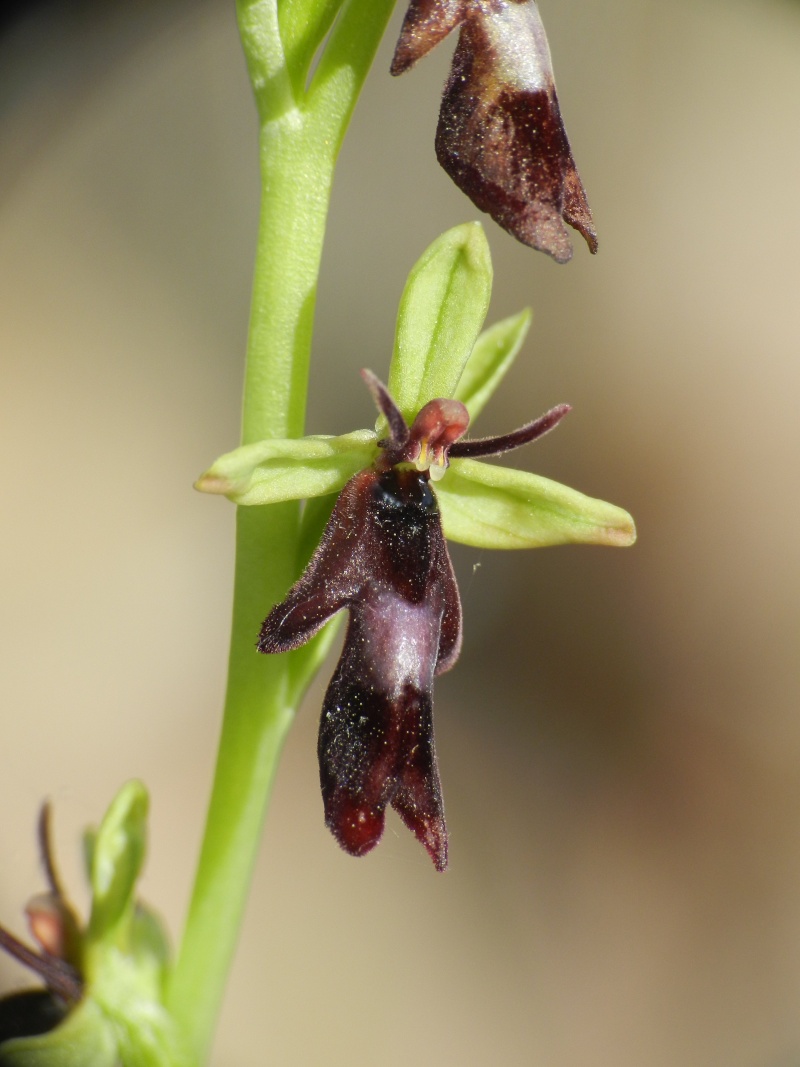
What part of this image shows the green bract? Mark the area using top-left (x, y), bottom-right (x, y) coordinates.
top-left (195, 223), bottom-right (636, 552)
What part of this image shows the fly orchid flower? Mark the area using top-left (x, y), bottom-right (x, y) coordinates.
top-left (258, 370), bottom-right (571, 871)
top-left (195, 224), bottom-right (636, 870)
top-left (391, 0), bottom-right (597, 263)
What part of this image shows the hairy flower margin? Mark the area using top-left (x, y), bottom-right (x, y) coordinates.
top-left (391, 0), bottom-right (597, 263)
top-left (196, 223), bottom-right (635, 868)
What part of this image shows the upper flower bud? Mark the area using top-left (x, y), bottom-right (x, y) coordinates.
top-left (391, 0), bottom-right (597, 262)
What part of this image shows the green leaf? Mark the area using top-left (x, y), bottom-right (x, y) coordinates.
top-left (109, 998), bottom-right (192, 1067)
top-left (0, 998), bottom-right (117, 1067)
top-left (388, 223), bottom-right (493, 421)
top-left (454, 309), bottom-right (532, 422)
top-left (194, 431), bottom-right (375, 506)
top-left (437, 458), bottom-right (637, 550)
top-left (89, 899), bottom-right (187, 1067)
top-left (86, 781), bottom-right (148, 950)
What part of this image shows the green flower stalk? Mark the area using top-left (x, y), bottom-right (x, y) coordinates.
top-left (166, 0), bottom-right (399, 1061)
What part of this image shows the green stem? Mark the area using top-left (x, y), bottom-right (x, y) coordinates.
top-left (166, 1), bottom-right (395, 1061)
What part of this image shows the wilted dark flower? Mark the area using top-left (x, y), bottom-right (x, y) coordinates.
top-left (391, 0), bottom-right (597, 263)
top-left (258, 371), bottom-right (571, 870)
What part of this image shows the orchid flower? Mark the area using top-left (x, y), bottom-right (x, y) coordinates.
top-left (195, 224), bottom-right (635, 869)
top-left (391, 0), bottom-right (597, 263)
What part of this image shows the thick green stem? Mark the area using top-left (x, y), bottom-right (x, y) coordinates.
top-left (166, 0), bottom-right (395, 1061)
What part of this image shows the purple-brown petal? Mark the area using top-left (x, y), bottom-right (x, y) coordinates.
top-left (258, 469), bottom-right (376, 654)
top-left (360, 368), bottom-right (410, 455)
top-left (389, 687), bottom-right (448, 871)
top-left (319, 674), bottom-right (447, 871)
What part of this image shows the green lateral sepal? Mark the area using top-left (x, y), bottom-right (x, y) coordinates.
top-left (194, 430), bottom-right (376, 506)
top-left (437, 458), bottom-right (637, 550)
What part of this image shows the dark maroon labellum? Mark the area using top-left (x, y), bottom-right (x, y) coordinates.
top-left (260, 463), bottom-right (460, 872)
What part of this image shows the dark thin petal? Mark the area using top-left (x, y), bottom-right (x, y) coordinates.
top-left (38, 803), bottom-right (62, 899)
top-left (28, 805), bottom-right (82, 969)
top-left (360, 368), bottom-right (410, 453)
top-left (0, 926), bottom-right (82, 1004)
top-left (449, 403), bottom-right (570, 458)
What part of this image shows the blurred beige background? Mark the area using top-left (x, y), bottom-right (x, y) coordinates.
top-left (2, 1), bottom-right (800, 1064)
